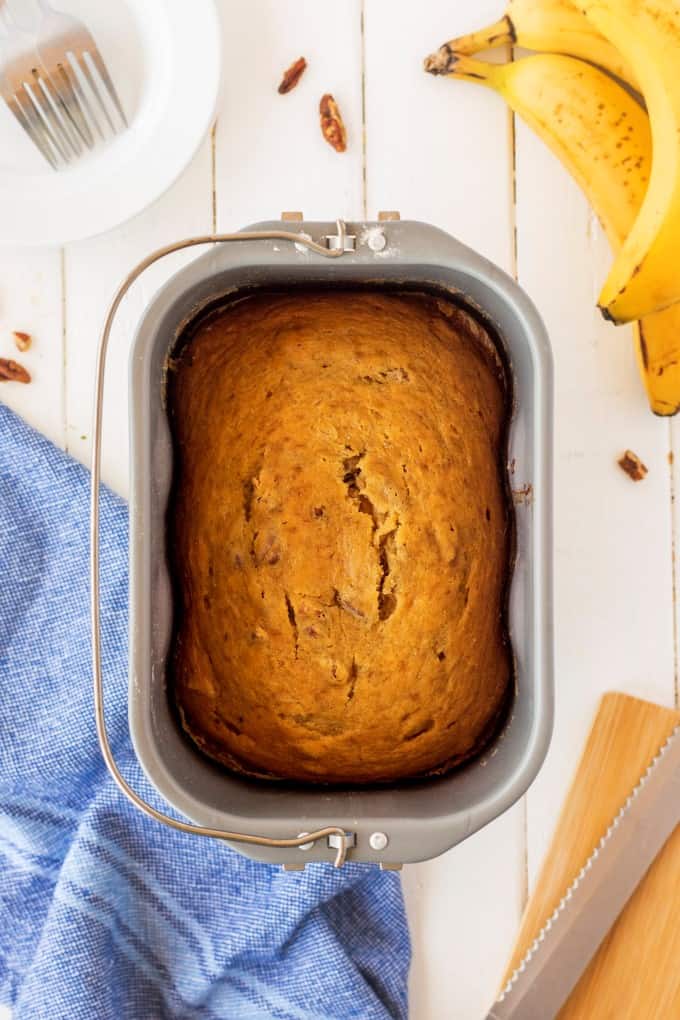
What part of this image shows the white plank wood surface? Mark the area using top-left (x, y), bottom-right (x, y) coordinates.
top-left (0, 250), bottom-right (64, 445)
top-left (1, 1), bottom-right (678, 1018)
top-left (513, 120), bottom-right (676, 885)
top-left (214, 0), bottom-right (364, 229)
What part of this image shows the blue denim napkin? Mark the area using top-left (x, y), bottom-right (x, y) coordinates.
top-left (0, 402), bottom-right (410, 1020)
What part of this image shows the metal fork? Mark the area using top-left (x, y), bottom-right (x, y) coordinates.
top-left (0, 2), bottom-right (75, 168)
top-left (0, 0), bottom-right (126, 169)
top-left (33, 0), bottom-right (128, 141)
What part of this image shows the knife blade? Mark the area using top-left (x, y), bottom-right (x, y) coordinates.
top-left (485, 722), bottom-right (680, 1020)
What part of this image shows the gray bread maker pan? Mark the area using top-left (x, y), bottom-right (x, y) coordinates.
top-left (127, 217), bottom-right (554, 868)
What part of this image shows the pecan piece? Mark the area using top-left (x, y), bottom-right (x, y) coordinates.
top-left (319, 93), bottom-right (347, 152)
top-left (278, 56), bottom-right (307, 94)
top-left (0, 357), bottom-right (31, 384)
top-left (618, 449), bottom-right (648, 481)
top-left (13, 330), bottom-right (32, 352)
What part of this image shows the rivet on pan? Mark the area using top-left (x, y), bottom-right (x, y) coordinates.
top-left (297, 832), bottom-right (314, 851)
top-left (367, 230), bottom-right (387, 252)
top-left (369, 831), bottom-right (389, 851)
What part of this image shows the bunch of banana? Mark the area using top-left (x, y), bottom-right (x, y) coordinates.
top-left (424, 0), bottom-right (680, 415)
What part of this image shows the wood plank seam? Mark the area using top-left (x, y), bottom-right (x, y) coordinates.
top-left (360, 0), bottom-right (368, 220)
top-left (60, 248), bottom-right (68, 453)
top-left (506, 39), bottom-right (529, 916)
top-left (669, 417), bottom-right (680, 710)
top-left (507, 39), bottom-right (519, 289)
top-left (211, 122), bottom-right (217, 234)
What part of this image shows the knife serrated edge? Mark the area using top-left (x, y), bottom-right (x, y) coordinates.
top-left (495, 721), bottom-right (680, 1006)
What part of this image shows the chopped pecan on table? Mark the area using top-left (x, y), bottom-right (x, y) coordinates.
top-left (278, 56), bottom-right (307, 94)
top-left (0, 357), bottom-right (31, 384)
top-left (618, 449), bottom-right (648, 481)
top-left (12, 330), bottom-right (32, 353)
top-left (319, 93), bottom-right (347, 152)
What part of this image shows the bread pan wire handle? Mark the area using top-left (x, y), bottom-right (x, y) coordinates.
top-left (90, 221), bottom-right (352, 868)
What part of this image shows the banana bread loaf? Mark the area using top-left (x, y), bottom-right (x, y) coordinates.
top-left (167, 289), bottom-right (513, 784)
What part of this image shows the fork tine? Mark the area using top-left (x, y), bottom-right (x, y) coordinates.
top-left (7, 90), bottom-right (61, 169)
top-left (86, 46), bottom-right (127, 128)
top-left (76, 51), bottom-right (115, 134)
top-left (24, 77), bottom-right (78, 160)
top-left (22, 80), bottom-right (73, 162)
top-left (30, 70), bottom-right (83, 157)
top-left (57, 58), bottom-right (102, 142)
top-left (8, 95), bottom-right (59, 169)
top-left (38, 64), bottom-right (93, 148)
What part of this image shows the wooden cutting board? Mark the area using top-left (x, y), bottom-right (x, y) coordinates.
top-left (502, 692), bottom-right (680, 1019)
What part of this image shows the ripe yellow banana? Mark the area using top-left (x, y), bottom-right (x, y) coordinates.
top-left (427, 52), bottom-right (680, 414)
top-left (574, 0), bottom-right (680, 323)
top-left (424, 0), bottom-right (636, 90)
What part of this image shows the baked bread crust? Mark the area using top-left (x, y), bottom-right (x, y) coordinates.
top-left (167, 289), bottom-right (513, 784)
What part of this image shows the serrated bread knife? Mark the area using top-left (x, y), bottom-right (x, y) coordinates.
top-left (485, 723), bottom-right (680, 1020)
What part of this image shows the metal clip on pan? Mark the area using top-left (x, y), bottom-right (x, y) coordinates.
top-left (90, 220), bottom-right (352, 868)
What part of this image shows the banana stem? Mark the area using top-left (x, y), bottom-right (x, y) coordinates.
top-left (439, 54), bottom-right (503, 89)
top-left (424, 17), bottom-right (515, 75)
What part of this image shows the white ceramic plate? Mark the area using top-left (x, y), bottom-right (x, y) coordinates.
top-left (0, 0), bottom-right (220, 246)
